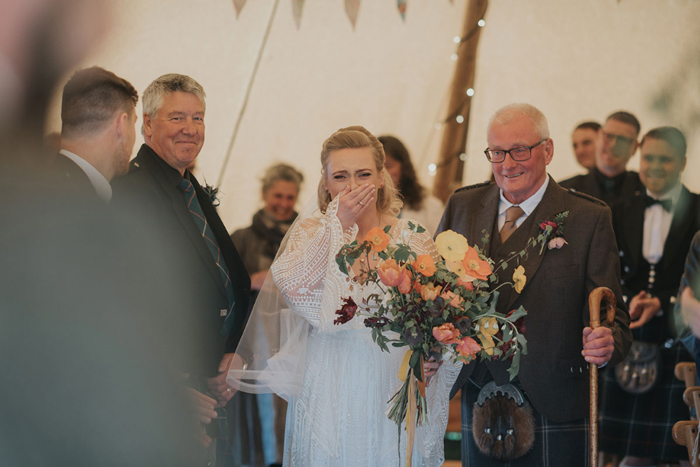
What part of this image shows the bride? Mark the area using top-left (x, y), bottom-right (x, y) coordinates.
top-left (229, 126), bottom-right (460, 466)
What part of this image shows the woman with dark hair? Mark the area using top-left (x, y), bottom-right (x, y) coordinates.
top-left (378, 135), bottom-right (444, 235)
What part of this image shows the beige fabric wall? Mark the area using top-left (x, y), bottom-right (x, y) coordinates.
top-left (46, 0), bottom-right (700, 232)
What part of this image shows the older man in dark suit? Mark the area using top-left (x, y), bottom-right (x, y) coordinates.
top-left (114, 74), bottom-right (250, 463)
top-left (437, 103), bottom-right (631, 466)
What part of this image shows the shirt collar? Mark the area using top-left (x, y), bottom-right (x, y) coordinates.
top-left (499, 174), bottom-right (550, 216)
top-left (59, 149), bottom-right (112, 202)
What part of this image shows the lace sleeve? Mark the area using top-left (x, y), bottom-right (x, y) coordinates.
top-left (408, 221), bottom-right (463, 466)
top-left (271, 198), bottom-right (357, 328)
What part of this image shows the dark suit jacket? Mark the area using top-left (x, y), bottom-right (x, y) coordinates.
top-left (559, 167), bottom-right (644, 206)
top-left (113, 144), bottom-right (250, 378)
top-left (437, 178), bottom-right (632, 422)
top-left (50, 153), bottom-right (101, 200)
top-left (613, 185), bottom-right (700, 342)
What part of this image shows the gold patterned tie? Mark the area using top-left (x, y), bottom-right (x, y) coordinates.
top-left (500, 205), bottom-right (524, 243)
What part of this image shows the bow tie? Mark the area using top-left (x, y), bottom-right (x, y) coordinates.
top-left (643, 196), bottom-right (673, 212)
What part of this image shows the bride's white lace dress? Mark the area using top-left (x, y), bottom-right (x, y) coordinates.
top-left (271, 200), bottom-right (461, 467)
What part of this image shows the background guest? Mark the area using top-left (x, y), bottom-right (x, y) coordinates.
top-left (378, 135), bottom-right (444, 235)
top-left (599, 126), bottom-right (700, 466)
top-left (560, 111), bottom-right (644, 206)
top-left (570, 121), bottom-right (600, 171)
top-left (228, 162), bottom-right (304, 467)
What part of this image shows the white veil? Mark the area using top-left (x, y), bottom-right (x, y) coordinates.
top-left (227, 196), bottom-right (321, 401)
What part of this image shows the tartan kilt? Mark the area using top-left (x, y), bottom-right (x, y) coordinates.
top-left (461, 381), bottom-right (590, 467)
top-left (599, 341), bottom-right (692, 461)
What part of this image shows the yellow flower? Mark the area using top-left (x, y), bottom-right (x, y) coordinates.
top-left (476, 317), bottom-right (498, 355)
top-left (512, 265), bottom-right (526, 294)
top-left (435, 230), bottom-right (469, 262)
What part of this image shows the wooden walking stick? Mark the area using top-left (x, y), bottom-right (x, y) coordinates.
top-left (588, 287), bottom-right (616, 467)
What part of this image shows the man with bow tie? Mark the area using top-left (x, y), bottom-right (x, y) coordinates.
top-left (599, 126), bottom-right (700, 466)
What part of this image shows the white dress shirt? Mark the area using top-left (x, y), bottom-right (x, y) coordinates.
top-left (642, 183), bottom-right (681, 265)
top-left (497, 175), bottom-right (550, 231)
top-left (59, 149), bottom-right (112, 202)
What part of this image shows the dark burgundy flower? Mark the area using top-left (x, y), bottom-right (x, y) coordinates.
top-left (455, 317), bottom-right (472, 334)
top-left (403, 327), bottom-right (424, 348)
top-left (334, 297), bottom-right (358, 325)
top-left (505, 309), bottom-right (527, 334)
top-left (540, 220), bottom-right (557, 231)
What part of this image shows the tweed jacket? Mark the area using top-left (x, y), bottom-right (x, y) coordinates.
top-left (437, 177), bottom-right (632, 422)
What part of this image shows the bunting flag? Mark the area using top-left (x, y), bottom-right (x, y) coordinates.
top-left (292, 0), bottom-right (305, 29)
top-left (397, 0), bottom-right (407, 21)
top-left (232, 0), bottom-right (246, 17)
top-left (344, 0), bottom-right (361, 29)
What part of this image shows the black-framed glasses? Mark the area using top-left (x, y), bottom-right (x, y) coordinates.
top-left (484, 139), bottom-right (546, 163)
top-left (602, 131), bottom-right (635, 147)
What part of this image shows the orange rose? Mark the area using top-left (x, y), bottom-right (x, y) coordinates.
top-left (365, 227), bottom-right (390, 252)
top-left (455, 336), bottom-right (481, 362)
top-left (457, 277), bottom-right (475, 291)
top-left (432, 323), bottom-right (460, 344)
top-left (413, 254), bottom-right (436, 277)
top-left (377, 259), bottom-right (402, 287)
top-left (462, 248), bottom-right (492, 281)
top-left (420, 283), bottom-right (442, 301)
top-left (398, 269), bottom-right (412, 294)
top-left (440, 291), bottom-right (463, 308)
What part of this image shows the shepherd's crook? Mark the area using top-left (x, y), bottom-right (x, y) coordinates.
top-left (588, 287), bottom-right (616, 467)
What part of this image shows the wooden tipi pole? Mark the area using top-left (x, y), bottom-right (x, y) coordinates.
top-left (432, 0), bottom-right (488, 203)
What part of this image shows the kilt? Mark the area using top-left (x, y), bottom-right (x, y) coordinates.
top-left (599, 341), bottom-right (692, 461)
top-left (461, 381), bottom-right (590, 467)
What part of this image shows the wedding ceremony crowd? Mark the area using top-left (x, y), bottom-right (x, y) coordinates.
top-left (2, 2), bottom-right (700, 467)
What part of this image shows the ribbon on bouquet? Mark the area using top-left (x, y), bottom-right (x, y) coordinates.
top-left (398, 350), bottom-right (426, 467)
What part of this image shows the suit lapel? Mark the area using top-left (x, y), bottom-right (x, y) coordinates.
top-left (474, 185), bottom-right (500, 256)
top-left (504, 179), bottom-right (566, 310)
top-left (140, 149), bottom-right (227, 297)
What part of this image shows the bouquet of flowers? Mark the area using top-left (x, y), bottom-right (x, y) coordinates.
top-left (333, 222), bottom-right (548, 428)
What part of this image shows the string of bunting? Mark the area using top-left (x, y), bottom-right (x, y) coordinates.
top-left (231, 0), bottom-right (457, 27)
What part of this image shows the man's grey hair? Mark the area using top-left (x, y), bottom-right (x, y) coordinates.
top-left (488, 103), bottom-right (550, 140)
top-left (141, 74), bottom-right (206, 134)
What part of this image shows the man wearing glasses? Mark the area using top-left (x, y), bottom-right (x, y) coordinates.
top-left (437, 103), bottom-right (631, 466)
top-left (560, 111), bottom-right (645, 206)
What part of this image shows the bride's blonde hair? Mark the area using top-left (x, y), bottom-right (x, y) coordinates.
top-left (317, 126), bottom-right (402, 216)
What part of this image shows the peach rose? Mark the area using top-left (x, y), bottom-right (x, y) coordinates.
top-left (455, 336), bottom-right (481, 361)
top-left (397, 269), bottom-right (412, 294)
top-left (441, 291), bottom-right (463, 308)
top-left (377, 259), bottom-right (402, 287)
top-left (432, 323), bottom-right (460, 344)
top-left (420, 283), bottom-right (442, 302)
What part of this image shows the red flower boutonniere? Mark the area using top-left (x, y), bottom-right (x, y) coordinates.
top-left (537, 211), bottom-right (569, 253)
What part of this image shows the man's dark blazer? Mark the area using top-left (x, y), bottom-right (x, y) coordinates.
top-left (50, 152), bottom-right (100, 199)
top-left (113, 144), bottom-right (250, 379)
top-left (612, 185), bottom-right (700, 342)
top-left (437, 177), bottom-right (632, 422)
top-left (559, 168), bottom-right (644, 206)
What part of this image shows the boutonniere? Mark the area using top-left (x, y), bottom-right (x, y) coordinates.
top-left (537, 211), bottom-right (569, 253)
top-left (203, 184), bottom-right (221, 207)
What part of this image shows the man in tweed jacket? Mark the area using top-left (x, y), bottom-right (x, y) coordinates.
top-left (437, 103), bottom-right (632, 466)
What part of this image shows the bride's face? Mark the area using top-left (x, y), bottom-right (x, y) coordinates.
top-left (324, 147), bottom-right (384, 200)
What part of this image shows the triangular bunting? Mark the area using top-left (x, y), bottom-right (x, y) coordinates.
top-left (292, 0), bottom-right (305, 29)
top-left (397, 0), bottom-right (407, 21)
top-left (345, 0), bottom-right (360, 29)
top-left (232, 0), bottom-right (246, 17)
